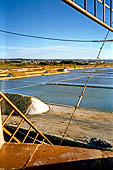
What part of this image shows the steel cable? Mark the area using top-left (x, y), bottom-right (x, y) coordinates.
top-left (0, 29), bottom-right (112, 43)
top-left (59, 30), bottom-right (110, 145)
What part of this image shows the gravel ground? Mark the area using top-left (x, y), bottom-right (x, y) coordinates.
top-left (2, 103), bottom-right (113, 146)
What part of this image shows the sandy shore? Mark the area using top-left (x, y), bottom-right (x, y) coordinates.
top-left (2, 103), bottom-right (113, 145)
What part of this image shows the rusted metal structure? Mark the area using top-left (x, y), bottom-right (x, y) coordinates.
top-left (62, 0), bottom-right (113, 32)
top-left (0, 91), bottom-right (52, 145)
top-left (0, 89), bottom-right (113, 169)
top-left (0, 1), bottom-right (113, 169)
top-left (0, 143), bottom-right (113, 169)
top-left (0, 98), bottom-right (4, 149)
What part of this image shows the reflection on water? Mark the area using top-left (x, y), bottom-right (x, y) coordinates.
top-left (0, 67), bottom-right (113, 112)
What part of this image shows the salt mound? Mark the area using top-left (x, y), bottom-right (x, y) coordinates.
top-left (26, 97), bottom-right (50, 115)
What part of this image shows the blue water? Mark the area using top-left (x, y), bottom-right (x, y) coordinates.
top-left (0, 67), bottom-right (113, 112)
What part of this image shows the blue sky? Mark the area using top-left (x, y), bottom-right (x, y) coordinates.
top-left (0, 0), bottom-right (113, 59)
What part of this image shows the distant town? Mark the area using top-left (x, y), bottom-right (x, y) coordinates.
top-left (0, 59), bottom-right (113, 79)
top-left (0, 58), bottom-right (113, 67)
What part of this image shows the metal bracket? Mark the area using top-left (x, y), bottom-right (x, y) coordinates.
top-left (62, 0), bottom-right (113, 32)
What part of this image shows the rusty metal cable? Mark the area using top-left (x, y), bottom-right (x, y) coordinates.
top-left (0, 29), bottom-right (112, 43)
top-left (59, 30), bottom-right (110, 145)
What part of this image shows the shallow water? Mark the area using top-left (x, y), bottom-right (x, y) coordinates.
top-left (0, 67), bottom-right (113, 112)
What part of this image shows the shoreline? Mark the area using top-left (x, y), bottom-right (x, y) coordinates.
top-left (2, 102), bottom-right (113, 146)
top-left (46, 102), bottom-right (113, 114)
top-left (0, 65), bottom-right (113, 81)
top-left (0, 70), bottom-right (70, 80)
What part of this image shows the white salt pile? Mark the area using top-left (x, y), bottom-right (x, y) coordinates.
top-left (26, 97), bottom-right (50, 115)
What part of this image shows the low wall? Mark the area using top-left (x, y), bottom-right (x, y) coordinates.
top-left (2, 93), bottom-right (49, 115)
top-left (2, 93), bottom-right (32, 115)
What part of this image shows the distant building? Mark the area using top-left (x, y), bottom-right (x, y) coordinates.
top-left (7, 73), bottom-right (13, 77)
top-left (57, 68), bottom-right (67, 72)
top-left (44, 70), bottom-right (49, 73)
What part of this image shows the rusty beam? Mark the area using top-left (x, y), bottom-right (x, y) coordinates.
top-left (3, 127), bottom-right (21, 143)
top-left (103, 0), bottom-right (105, 22)
top-left (8, 119), bottom-right (24, 143)
top-left (0, 91), bottom-right (53, 145)
top-left (2, 110), bottom-right (15, 127)
top-left (84, 0), bottom-right (87, 10)
top-left (94, 0), bottom-right (97, 17)
top-left (98, 0), bottom-right (113, 11)
top-left (110, 0), bottom-right (112, 27)
top-left (1, 143), bottom-right (113, 169)
top-left (62, 0), bottom-right (113, 32)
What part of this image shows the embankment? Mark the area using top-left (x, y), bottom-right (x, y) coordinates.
top-left (2, 93), bottom-right (49, 115)
top-left (0, 71), bottom-right (70, 80)
top-left (2, 93), bottom-right (113, 150)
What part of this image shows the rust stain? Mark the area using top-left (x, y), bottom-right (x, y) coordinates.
top-left (0, 143), bottom-right (37, 169)
top-left (27, 145), bottom-right (101, 167)
top-left (0, 143), bottom-right (113, 169)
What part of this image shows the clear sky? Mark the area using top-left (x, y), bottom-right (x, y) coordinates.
top-left (0, 0), bottom-right (113, 59)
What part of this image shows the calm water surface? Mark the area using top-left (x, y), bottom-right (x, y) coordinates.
top-left (0, 67), bottom-right (113, 112)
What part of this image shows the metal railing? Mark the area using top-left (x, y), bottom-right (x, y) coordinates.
top-left (0, 91), bottom-right (53, 145)
top-left (62, 0), bottom-right (113, 32)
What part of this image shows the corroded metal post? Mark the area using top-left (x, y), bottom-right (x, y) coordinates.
top-left (84, 0), bottom-right (87, 10)
top-left (0, 98), bottom-right (4, 149)
top-left (110, 0), bottom-right (112, 27)
top-left (62, 0), bottom-right (113, 32)
top-left (94, 0), bottom-right (97, 17)
top-left (103, 0), bottom-right (105, 22)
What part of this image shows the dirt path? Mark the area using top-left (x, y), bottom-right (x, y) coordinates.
top-left (2, 103), bottom-right (113, 144)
